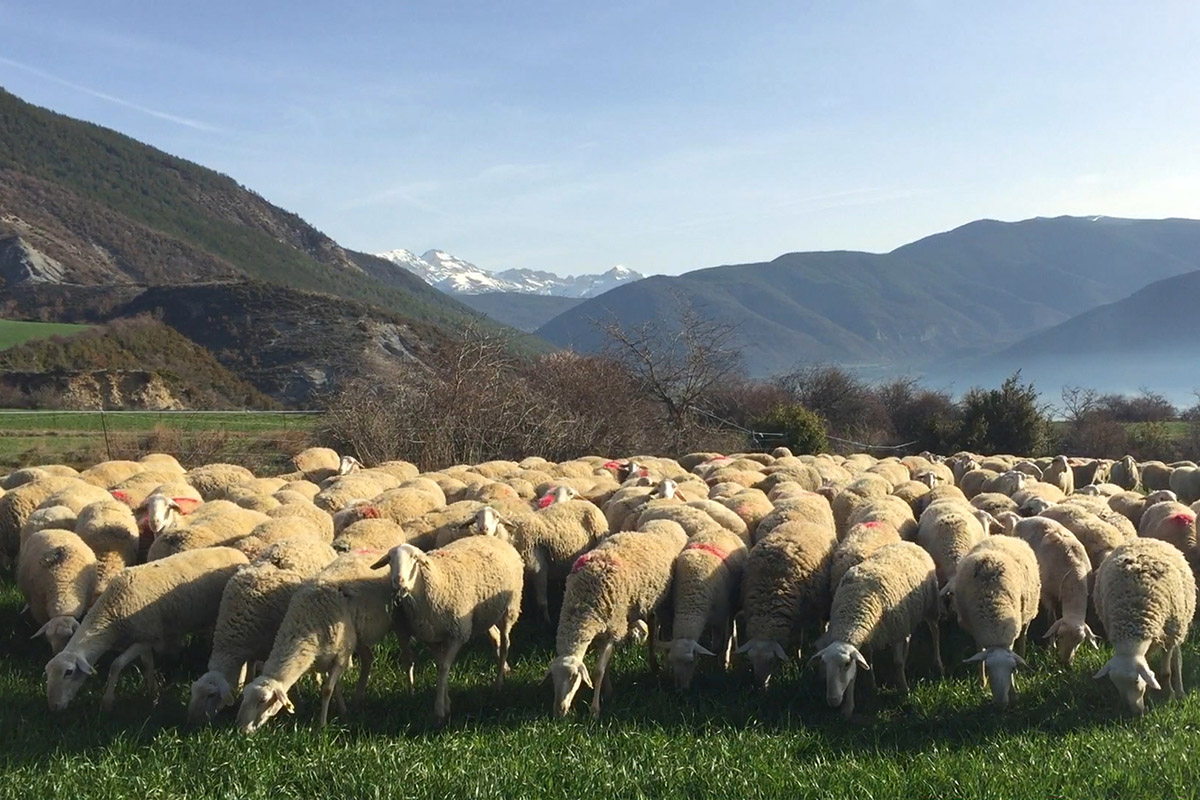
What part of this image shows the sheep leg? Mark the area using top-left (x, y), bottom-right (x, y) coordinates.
top-left (926, 619), bottom-right (944, 678)
top-left (433, 639), bottom-right (463, 725)
top-left (893, 637), bottom-right (910, 695)
top-left (1171, 645), bottom-right (1185, 699)
top-left (591, 637), bottom-right (617, 718)
top-left (530, 556), bottom-right (551, 623)
top-left (396, 636), bottom-right (415, 691)
top-left (102, 642), bottom-right (152, 711)
top-left (319, 660), bottom-right (347, 727)
top-left (353, 646), bottom-right (374, 706)
top-left (494, 622), bottom-right (513, 688)
top-left (138, 649), bottom-right (159, 705)
top-left (646, 614), bottom-right (659, 674)
top-left (717, 617), bottom-right (734, 672)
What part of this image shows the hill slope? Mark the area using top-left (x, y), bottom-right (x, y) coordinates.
top-left (455, 293), bottom-right (584, 332)
top-left (537, 216), bottom-right (1200, 376)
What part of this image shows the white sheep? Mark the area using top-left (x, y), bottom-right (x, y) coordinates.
top-left (737, 520), bottom-right (836, 688)
top-left (18, 528), bottom-right (97, 653)
top-left (44, 546), bottom-right (248, 711)
top-left (830, 520), bottom-right (903, 590)
top-left (186, 463), bottom-right (257, 501)
top-left (1093, 538), bottom-right (1196, 715)
top-left (74, 499), bottom-right (140, 602)
top-left (811, 542), bottom-right (942, 717)
top-left (146, 501), bottom-right (270, 561)
top-left (1137, 501), bottom-right (1196, 553)
top-left (916, 500), bottom-right (986, 586)
top-left (188, 538), bottom-right (338, 723)
top-left (236, 551), bottom-right (399, 733)
top-left (374, 532), bottom-right (524, 724)
top-left (1042, 455), bottom-right (1075, 496)
top-left (549, 519), bottom-right (688, 718)
top-left (942, 536), bottom-right (1040, 708)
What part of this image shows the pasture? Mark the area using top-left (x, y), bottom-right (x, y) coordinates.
top-left (2, 574), bottom-right (1199, 799)
top-left (0, 319), bottom-right (92, 350)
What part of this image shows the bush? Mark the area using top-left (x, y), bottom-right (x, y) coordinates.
top-left (958, 372), bottom-right (1051, 456)
top-left (751, 404), bottom-right (828, 455)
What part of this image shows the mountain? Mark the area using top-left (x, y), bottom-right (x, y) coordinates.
top-left (0, 87), bottom-right (547, 405)
top-left (375, 248), bottom-right (643, 297)
top-left (536, 216), bottom-right (1200, 378)
top-left (455, 293), bottom-right (584, 332)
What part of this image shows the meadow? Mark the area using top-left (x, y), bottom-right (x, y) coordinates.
top-left (0, 320), bottom-right (92, 350)
top-left (3, 573), bottom-right (1200, 800)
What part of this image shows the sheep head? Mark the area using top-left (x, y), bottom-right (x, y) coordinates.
top-left (189, 670), bottom-right (235, 725)
top-left (1043, 619), bottom-right (1099, 666)
top-left (374, 543), bottom-right (425, 598)
top-left (338, 455), bottom-right (363, 476)
top-left (811, 641), bottom-right (870, 713)
top-left (546, 655), bottom-right (592, 718)
top-left (664, 638), bottom-right (716, 691)
top-left (44, 650), bottom-right (96, 711)
top-left (964, 647), bottom-right (1027, 708)
top-left (1145, 490), bottom-right (1177, 506)
top-left (31, 616), bottom-right (80, 655)
top-left (735, 638), bottom-right (788, 688)
top-left (143, 494), bottom-right (183, 536)
top-left (237, 677), bottom-right (294, 734)
top-left (1094, 653), bottom-right (1159, 715)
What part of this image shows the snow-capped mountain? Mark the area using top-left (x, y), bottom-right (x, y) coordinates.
top-left (375, 249), bottom-right (643, 298)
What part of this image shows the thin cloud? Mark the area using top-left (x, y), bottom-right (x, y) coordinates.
top-left (0, 56), bottom-right (223, 133)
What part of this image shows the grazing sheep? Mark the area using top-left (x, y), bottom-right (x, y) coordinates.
top-left (755, 493), bottom-right (836, 544)
top-left (280, 446), bottom-right (342, 484)
top-left (74, 500), bottom-right (140, 602)
top-left (981, 470), bottom-right (1029, 498)
top-left (970, 493), bottom-right (1019, 520)
top-left (831, 520), bottom-right (903, 590)
top-left (830, 474), bottom-right (892, 535)
top-left (737, 520), bottom-right (836, 688)
top-left (1093, 538), bottom-right (1196, 715)
top-left (19, 505), bottom-right (78, 551)
top-left (916, 500), bottom-right (987, 586)
top-left (715, 489), bottom-right (775, 541)
top-left (812, 542), bottom-right (942, 717)
top-left (236, 551), bottom-right (397, 732)
top-left (1039, 504), bottom-right (1127, 572)
top-left (137, 453), bottom-right (185, 475)
top-left (0, 476), bottom-right (82, 561)
top-left (958, 469), bottom-right (999, 500)
top-left (146, 501), bottom-right (270, 561)
top-left (1139, 461), bottom-right (1174, 492)
top-left (44, 547), bottom-right (248, 711)
top-left (266, 500), bottom-right (334, 537)
top-left (943, 536), bottom-right (1040, 708)
top-left (549, 519), bottom-right (688, 718)
top-left (661, 527), bottom-right (749, 689)
top-left (1060, 495), bottom-right (1138, 540)
top-left (1169, 466), bottom-right (1200, 505)
top-left (1138, 502), bottom-right (1196, 553)
top-left (846, 495), bottom-right (917, 541)
top-left (231, 516), bottom-right (333, 560)
top-left (333, 518), bottom-right (418, 554)
top-left (188, 539), bottom-right (337, 723)
top-left (375, 533), bottom-right (524, 724)
top-left (18, 529), bottom-right (97, 653)
top-left (186, 464), bottom-right (257, 501)
top-left (79, 460), bottom-right (144, 490)
top-left (912, 485), bottom-right (968, 517)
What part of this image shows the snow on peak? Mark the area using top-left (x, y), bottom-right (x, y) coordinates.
top-left (373, 248), bottom-right (644, 297)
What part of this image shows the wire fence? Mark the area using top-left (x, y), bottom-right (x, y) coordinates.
top-left (0, 410), bottom-right (325, 472)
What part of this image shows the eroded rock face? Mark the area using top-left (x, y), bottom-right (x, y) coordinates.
top-left (0, 236), bottom-right (67, 285)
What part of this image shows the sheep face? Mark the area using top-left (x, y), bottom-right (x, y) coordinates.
top-left (189, 671), bottom-right (234, 725)
top-left (473, 507), bottom-right (501, 536)
top-left (385, 544), bottom-right (424, 596)
top-left (1094, 654), bottom-right (1159, 715)
top-left (1022, 497), bottom-right (1054, 516)
top-left (1145, 490), bottom-right (1177, 506)
top-left (237, 677), bottom-right (293, 734)
top-left (32, 616), bottom-right (80, 654)
top-left (812, 641), bottom-right (869, 709)
top-left (44, 651), bottom-right (95, 711)
top-left (666, 639), bottom-right (715, 691)
top-left (144, 495), bottom-right (181, 535)
top-left (337, 456), bottom-right (362, 476)
top-left (965, 647), bottom-right (1026, 708)
top-left (1044, 620), bottom-right (1098, 667)
top-left (547, 656), bottom-right (592, 718)
top-left (735, 639), bottom-right (788, 688)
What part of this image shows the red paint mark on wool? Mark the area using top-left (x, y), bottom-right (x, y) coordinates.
top-left (110, 490), bottom-right (131, 504)
top-left (684, 542), bottom-right (728, 561)
top-left (603, 461), bottom-right (623, 470)
top-left (538, 494), bottom-right (555, 509)
top-left (360, 506), bottom-right (381, 519)
top-left (571, 552), bottom-right (621, 574)
top-left (862, 521), bottom-right (883, 528)
top-left (1169, 512), bottom-right (1195, 525)
top-left (354, 548), bottom-right (382, 555)
top-left (638, 468), bottom-right (650, 478)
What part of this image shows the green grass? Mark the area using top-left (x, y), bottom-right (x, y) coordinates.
top-left (3, 576), bottom-right (1200, 800)
top-left (0, 319), bottom-right (92, 350)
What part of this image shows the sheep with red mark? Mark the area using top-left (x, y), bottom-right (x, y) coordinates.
top-left (1138, 501), bottom-right (1197, 553)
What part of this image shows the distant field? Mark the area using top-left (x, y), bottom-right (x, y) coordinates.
top-left (0, 319), bottom-right (92, 349)
top-left (0, 411), bottom-right (321, 472)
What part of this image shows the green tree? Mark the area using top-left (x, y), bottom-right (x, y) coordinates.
top-left (959, 372), bottom-right (1051, 456)
top-left (752, 404), bottom-right (828, 455)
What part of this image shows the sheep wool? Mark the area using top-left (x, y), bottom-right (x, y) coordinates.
top-left (74, 499), bottom-right (140, 603)
top-left (17, 528), bottom-right (97, 654)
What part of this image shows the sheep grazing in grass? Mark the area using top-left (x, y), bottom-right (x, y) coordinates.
top-left (18, 529), bottom-right (97, 653)
top-left (812, 542), bottom-right (942, 717)
top-left (1093, 538), bottom-right (1196, 715)
top-left (916, 500), bottom-right (986, 586)
top-left (74, 499), bottom-right (140, 602)
top-left (44, 547), bottom-right (248, 711)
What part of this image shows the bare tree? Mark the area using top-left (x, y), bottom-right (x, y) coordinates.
top-left (1059, 385), bottom-right (1100, 428)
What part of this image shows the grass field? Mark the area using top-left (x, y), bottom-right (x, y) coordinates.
top-left (3, 576), bottom-right (1200, 800)
top-left (0, 411), bottom-right (321, 472)
top-left (0, 319), bottom-right (93, 350)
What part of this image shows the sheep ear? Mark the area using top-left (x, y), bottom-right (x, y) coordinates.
top-left (964, 651), bottom-right (988, 664)
top-left (852, 648), bottom-right (871, 670)
top-left (274, 687), bottom-right (295, 713)
top-left (76, 655), bottom-right (96, 676)
top-left (1012, 652), bottom-right (1029, 670)
top-left (30, 621), bottom-right (50, 640)
top-left (694, 643), bottom-right (716, 657)
top-left (370, 554), bottom-right (391, 570)
top-left (1093, 660), bottom-right (1112, 679)
top-left (1139, 663), bottom-right (1161, 691)
top-left (1042, 619), bottom-right (1061, 640)
top-left (1084, 624), bottom-right (1100, 648)
top-left (579, 664), bottom-right (593, 689)
top-left (734, 641), bottom-right (752, 655)
top-left (771, 642), bottom-right (789, 662)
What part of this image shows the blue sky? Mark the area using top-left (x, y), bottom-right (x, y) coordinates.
top-left (2, 1), bottom-right (1199, 276)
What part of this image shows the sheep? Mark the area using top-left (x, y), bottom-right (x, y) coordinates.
top-left (943, 536), bottom-right (1040, 707)
top-left (478, 499), bottom-right (608, 622)
top-left (404, 500), bottom-right (489, 549)
top-left (830, 474), bottom-right (892, 534)
top-left (1073, 459), bottom-right (1112, 489)
top-left (548, 519), bottom-right (688, 718)
top-left (999, 513), bottom-right (1097, 666)
top-left (1108, 456), bottom-right (1140, 491)
top-left (1169, 466), bottom-right (1200, 505)
top-left (277, 446), bottom-right (342, 484)
top-left (313, 470), bottom-right (403, 513)
top-left (266, 501), bottom-right (335, 540)
top-left (981, 470), bottom-right (1029, 497)
top-left (374, 532), bottom-right (524, 724)
top-left (236, 551), bottom-right (398, 732)
top-left (958, 469), bottom-right (999, 500)
top-left (891, 480), bottom-right (932, 508)
top-left (635, 502), bottom-right (728, 541)
top-left (846, 495), bottom-right (917, 541)
top-left (332, 485), bottom-right (445, 533)
top-left (830, 520), bottom-right (903, 590)
top-left (715, 489), bottom-right (775, 541)
top-left (1060, 495), bottom-right (1138, 540)
top-left (1093, 538), bottom-right (1196, 715)
top-left (970, 492), bottom-right (1019, 520)
top-left (138, 484), bottom-right (205, 539)
top-left (1, 467), bottom-right (52, 490)
top-left (737, 520), bottom-right (836, 688)
top-left (44, 546), bottom-right (248, 711)
top-left (755, 493), bottom-right (836, 544)
top-left (186, 464), bottom-right (257, 501)
top-left (277, 480), bottom-right (321, 502)
top-left (684, 499), bottom-right (751, 542)
top-left (1140, 461), bottom-right (1174, 492)
top-left (0, 475), bottom-right (83, 561)
top-left (137, 453), bottom-right (185, 475)
top-left (1042, 455), bottom-right (1075, 496)
top-left (1038, 504), bottom-right (1127, 572)
top-left (18, 529), bottom-right (97, 654)
top-left (231, 516), bottom-right (333, 560)
top-left (912, 484), bottom-right (968, 517)
top-left (222, 486), bottom-right (281, 513)
top-left (1108, 489), bottom-right (1176, 529)
top-left (1011, 482), bottom-right (1067, 508)
top-left (74, 499), bottom-right (140, 602)
top-left (146, 501), bottom-right (270, 561)
top-left (1012, 460), bottom-right (1044, 480)
top-left (79, 460), bottom-right (144, 489)
top-left (660, 527), bottom-right (749, 689)
top-left (603, 479), bottom-right (687, 532)
top-left (812, 542), bottom-right (942, 717)
top-left (916, 500), bottom-right (986, 586)
top-left (107, 472), bottom-right (186, 510)
top-left (1138, 502), bottom-right (1196, 553)
top-left (19, 505), bottom-right (78, 551)
top-left (38, 481), bottom-right (115, 515)
top-left (188, 539), bottom-right (338, 723)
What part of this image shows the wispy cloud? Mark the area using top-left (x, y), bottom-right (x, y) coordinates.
top-left (0, 55), bottom-right (223, 133)
top-left (341, 180), bottom-right (450, 215)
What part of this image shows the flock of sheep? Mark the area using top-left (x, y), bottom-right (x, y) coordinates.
top-left (3, 446), bottom-right (1199, 731)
